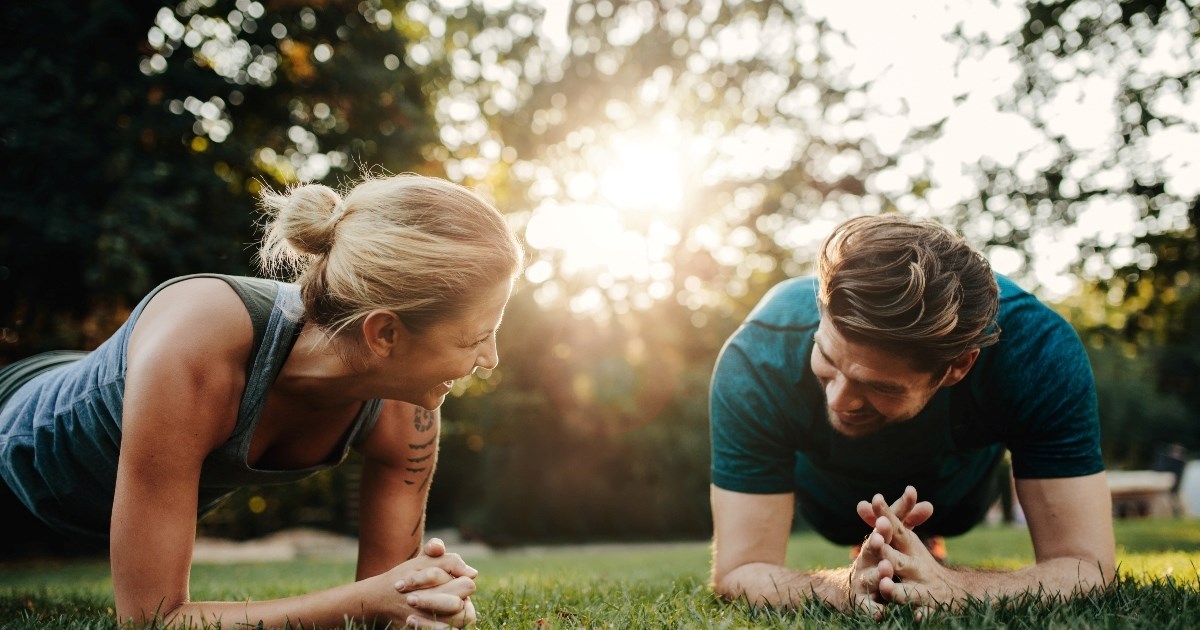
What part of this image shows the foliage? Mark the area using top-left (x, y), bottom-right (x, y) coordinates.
top-left (2, 0), bottom-right (1199, 543)
top-left (984, 0), bottom-right (1200, 421)
top-left (437, 290), bottom-right (724, 544)
top-left (1089, 341), bottom-right (1196, 467)
top-left (0, 0), bottom-right (445, 361)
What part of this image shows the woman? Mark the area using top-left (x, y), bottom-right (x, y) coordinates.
top-left (0, 173), bottom-right (524, 628)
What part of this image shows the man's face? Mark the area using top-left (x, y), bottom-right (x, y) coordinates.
top-left (809, 316), bottom-right (954, 438)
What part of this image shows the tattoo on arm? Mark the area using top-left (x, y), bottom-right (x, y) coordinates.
top-left (403, 451), bottom-right (433, 486)
top-left (403, 516), bottom-right (423, 560)
top-left (414, 408), bottom-right (436, 432)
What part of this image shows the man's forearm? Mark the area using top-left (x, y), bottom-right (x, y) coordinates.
top-left (932, 557), bottom-right (1112, 605)
top-left (714, 562), bottom-right (851, 610)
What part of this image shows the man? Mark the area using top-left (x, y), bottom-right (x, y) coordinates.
top-left (708, 214), bottom-right (1114, 615)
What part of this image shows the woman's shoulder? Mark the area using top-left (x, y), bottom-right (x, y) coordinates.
top-left (130, 276), bottom-right (257, 364)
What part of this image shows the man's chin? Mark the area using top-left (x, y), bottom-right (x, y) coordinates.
top-left (828, 411), bottom-right (883, 438)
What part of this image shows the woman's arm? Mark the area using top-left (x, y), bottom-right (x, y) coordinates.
top-left (356, 400), bottom-right (481, 627)
top-left (112, 278), bottom-right (249, 625)
top-left (356, 400), bottom-right (443, 578)
top-left (112, 279), bottom-right (476, 628)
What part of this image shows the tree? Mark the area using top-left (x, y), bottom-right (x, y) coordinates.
top-left (1, 0), bottom-right (444, 361)
top-left (432, 0), bottom-right (1199, 540)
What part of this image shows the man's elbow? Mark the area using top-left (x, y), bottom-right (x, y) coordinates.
top-left (710, 566), bottom-right (739, 602)
top-left (1090, 554), bottom-right (1118, 589)
top-left (712, 562), bottom-right (769, 604)
top-left (1043, 552), bottom-right (1117, 592)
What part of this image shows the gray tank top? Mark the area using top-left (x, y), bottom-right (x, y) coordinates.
top-left (0, 274), bottom-right (383, 545)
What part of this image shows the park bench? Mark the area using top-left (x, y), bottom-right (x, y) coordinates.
top-left (1107, 469), bottom-right (1178, 518)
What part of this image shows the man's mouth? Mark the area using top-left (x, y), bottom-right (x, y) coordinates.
top-left (830, 408), bottom-right (881, 428)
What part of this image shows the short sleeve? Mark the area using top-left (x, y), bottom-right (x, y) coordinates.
top-left (989, 294), bottom-right (1104, 479)
top-left (709, 324), bottom-right (810, 494)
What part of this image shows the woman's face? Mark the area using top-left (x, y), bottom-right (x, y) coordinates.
top-left (391, 278), bottom-right (514, 410)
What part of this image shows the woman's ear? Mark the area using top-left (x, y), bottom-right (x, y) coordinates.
top-left (361, 310), bottom-right (407, 358)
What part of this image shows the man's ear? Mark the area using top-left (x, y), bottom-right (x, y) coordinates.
top-left (361, 310), bottom-right (407, 358)
top-left (938, 348), bottom-right (980, 388)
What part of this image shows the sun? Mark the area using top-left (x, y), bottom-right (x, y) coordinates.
top-left (523, 128), bottom-right (690, 308)
top-left (597, 135), bottom-right (686, 215)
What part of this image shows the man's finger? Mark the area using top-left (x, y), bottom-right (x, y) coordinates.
top-left (888, 485), bottom-right (917, 521)
top-left (904, 501), bottom-right (934, 528)
top-left (879, 575), bottom-right (902, 601)
top-left (870, 515), bottom-right (895, 548)
top-left (856, 500), bottom-right (876, 527)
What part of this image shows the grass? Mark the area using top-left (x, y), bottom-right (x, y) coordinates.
top-left (1, 518), bottom-right (1198, 628)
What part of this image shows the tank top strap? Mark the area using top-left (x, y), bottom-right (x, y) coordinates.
top-left (232, 282), bottom-right (303, 440)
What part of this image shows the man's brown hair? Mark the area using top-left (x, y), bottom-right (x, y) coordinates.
top-left (816, 214), bottom-right (1001, 374)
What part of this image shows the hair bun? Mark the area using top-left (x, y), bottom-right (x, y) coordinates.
top-left (278, 183), bottom-right (343, 256)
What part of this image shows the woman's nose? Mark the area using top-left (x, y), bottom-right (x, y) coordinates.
top-left (476, 337), bottom-right (499, 370)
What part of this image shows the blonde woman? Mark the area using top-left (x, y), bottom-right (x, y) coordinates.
top-left (0, 173), bottom-right (524, 629)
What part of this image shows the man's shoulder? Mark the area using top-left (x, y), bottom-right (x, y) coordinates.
top-left (994, 273), bottom-right (1073, 332)
top-left (971, 274), bottom-right (1092, 395)
top-left (715, 276), bottom-right (819, 384)
top-left (743, 276), bottom-right (821, 330)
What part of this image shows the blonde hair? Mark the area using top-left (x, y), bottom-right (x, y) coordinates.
top-left (817, 214), bottom-right (1000, 374)
top-left (257, 173), bottom-right (524, 338)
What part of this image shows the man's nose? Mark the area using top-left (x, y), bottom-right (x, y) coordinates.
top-left (825, 374), bottom-right (862, 411)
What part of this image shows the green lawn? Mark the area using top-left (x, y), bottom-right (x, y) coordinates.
top-left (1, 518), bottom-right (1198, 628)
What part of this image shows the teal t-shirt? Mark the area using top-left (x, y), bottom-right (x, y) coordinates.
top-left (709, 274), bottom-right (1103, 518)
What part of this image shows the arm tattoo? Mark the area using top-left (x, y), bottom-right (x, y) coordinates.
top-left (404, 438), bottom-right (435, 485)
top-left (410, 435), bottom-right (436, 450)
top-left (414, 407), bottom-right (436, 432)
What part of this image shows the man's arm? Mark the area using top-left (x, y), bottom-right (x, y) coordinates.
top-left (871, 473), bottom-right (1115, 609)
top-left (710, 485), bottom-right (853, 610)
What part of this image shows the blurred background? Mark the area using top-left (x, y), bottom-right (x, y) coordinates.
top-left (1, 0), bottom-right (1197, 545)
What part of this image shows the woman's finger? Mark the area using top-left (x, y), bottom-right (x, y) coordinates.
top-left (433, 552), bottom-right (479, 579)
top-left (406, 592), bottom-right (468, 616)
top-left (396, 567), bottom-right (453, 593)
top-left (423, 538), bottom-right (447, 557)
top-left (405, 614), bottom-right (452, 630)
